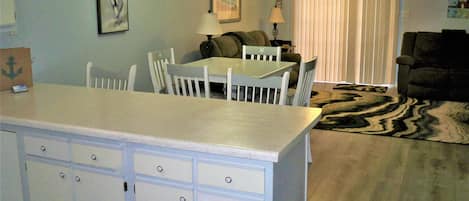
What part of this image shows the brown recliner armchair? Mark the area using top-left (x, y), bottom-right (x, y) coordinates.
top-left (200, 30), bottom-right (301, 86)
top-left (396, 30), bottom-right (469, 101)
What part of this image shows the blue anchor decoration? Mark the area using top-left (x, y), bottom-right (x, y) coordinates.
top-left (1, 56), bottom-right (23, 80)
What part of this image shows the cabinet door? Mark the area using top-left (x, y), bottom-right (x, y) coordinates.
top-left (135, 181), bottom-right (193, 201)
top-left (26, 160), bottom-right (72, 201)
top-left (0, 131), bottom-right (24, 201)
top-left (73, 169), bottom-right (125, 201)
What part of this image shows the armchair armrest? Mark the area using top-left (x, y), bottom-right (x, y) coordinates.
top-left (396, 55), bottom-right (415, 66)
top-left (281, 53), bottom-right (301, 64)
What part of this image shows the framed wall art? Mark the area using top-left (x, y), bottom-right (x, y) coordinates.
top-left (97, 0), bottom-right (129, 34)
top-left (448, 0), bottom-right (469, 19)
top-left (212, 0), bottom-right (241, 23)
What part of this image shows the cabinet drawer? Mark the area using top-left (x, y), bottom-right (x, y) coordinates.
top-left (134, 152), bottom-right (192, 183)
top-left (198, 193), bottom-right (262, 201)
top-left (71, 143), bottom-right (122, 170)
top-left (24, 136), bottom-right (70, 161)
top-left (135, 181), bottom-right (193, 201)
top-left (198, 162), bottom-right (265, 194)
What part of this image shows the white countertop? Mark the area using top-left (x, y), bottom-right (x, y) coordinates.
top-left (0, 84), bottom-right (321, 162)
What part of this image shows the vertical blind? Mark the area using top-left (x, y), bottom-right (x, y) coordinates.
top-left (293, 0), bottom-right (399, 84)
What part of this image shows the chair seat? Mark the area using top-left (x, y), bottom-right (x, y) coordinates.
top-left (409, 67), bottom-right (448, 87)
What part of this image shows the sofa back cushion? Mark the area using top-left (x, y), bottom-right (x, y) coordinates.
top-left (211, 36), bottom-right (242, 58)
top-left (413, 32), bottom-right (445, 66)
top-left (401, 32), bottom-right (417, 56)
top-left (247, 31), bottom-right (271, 46)
top-left (224, 31), bottom-right (271, 46)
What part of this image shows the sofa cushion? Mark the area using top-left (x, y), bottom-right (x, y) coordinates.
top-left (413, 32), bottom-right (444, 66)
top-left (212, 36), bottom-right (242, 58)
top-left (408, 67), bottom-right (449, 87)
top-left (288, 65), bottom-right (299, 87)
top-left (247, 31), bottom-right (271, 46)
top-left (225, 32), bottom-right (258, 46)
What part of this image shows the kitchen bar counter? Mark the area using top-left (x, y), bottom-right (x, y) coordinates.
top-left (0, 84), bottom-right (321, 162)
top-left (0, 84), bottom-right (322, 201)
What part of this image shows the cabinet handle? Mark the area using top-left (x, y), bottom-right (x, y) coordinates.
top-left (75, 176), bottom-right (81, 182)
top-left (90, 154), bottom-right (97, 161)
top-left (225, 176), bottom-right (233, 184)
top-left (156, 165), bottom-right (164, 173)
top-left (40, 145), bottom-right (47, 152)
top-left (179, 196), bottom-right (186, 201)
top-left (59, 172), bottom-right (66, 179)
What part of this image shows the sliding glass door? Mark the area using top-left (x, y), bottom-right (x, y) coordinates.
top-left (293, 0), bottom-right (400, 85)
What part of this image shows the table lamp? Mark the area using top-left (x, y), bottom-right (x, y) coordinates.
top-left (197, 11), bottom-right (223, 41)
top-left (197, 11), bottom-right (223, 58)
top-left (269, 6), bottom-right (285, 41)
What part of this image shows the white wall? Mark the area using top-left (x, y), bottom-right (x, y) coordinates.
top-left (0, 0), bottom-right (270, 92)
top-left (402, 0), bottom-right (469, 32)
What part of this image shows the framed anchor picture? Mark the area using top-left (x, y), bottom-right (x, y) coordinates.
top-left (97, 0), bottom-right (129, 34)
top-left (0, 48), bottom-right (33, 91)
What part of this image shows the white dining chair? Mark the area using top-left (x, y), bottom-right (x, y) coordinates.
top-left (286, 57), bottom-right (317, 164)
top-left (85, 62), bottom-right (137, 91)
top-left (242, 45), bottom-right (281, 62)
top-left (165, 64), bottom-right (210, 99)
top-left (147, 48), bottom-right (175, 93)
top-left (291, 57), bottom-right (318, 107)
top-left (227, 68), bottom-right (290, 105)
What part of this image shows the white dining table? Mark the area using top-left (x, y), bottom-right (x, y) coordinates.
top-left (184, 57), bottom-right (297, 83)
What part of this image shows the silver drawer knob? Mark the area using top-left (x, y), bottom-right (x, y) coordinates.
top-left (156, 165), bottom-right (164, 173)
top-left (75, 176), bottom-right (81, 182)
top-left (59, 172), bottom-right (66, 179)
top-left (224, 176), bottom-right (232, 184)
top-left (40, 145), bottom-right (47, 152)
top-left (90, 154), bottom-right (97, 161)
top-left (179, 196), bottom-right (186, 201)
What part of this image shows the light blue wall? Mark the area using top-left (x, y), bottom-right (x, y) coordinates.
top-left (0, 0), bottom-right (270, 92)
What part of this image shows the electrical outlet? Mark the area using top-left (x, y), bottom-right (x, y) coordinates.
top-left (8, 30), bottom-right (17, 36)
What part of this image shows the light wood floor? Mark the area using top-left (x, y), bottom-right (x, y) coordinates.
top-left (307, 83), bottom-right (469, 201)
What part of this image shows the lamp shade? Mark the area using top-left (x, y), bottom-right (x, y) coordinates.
top-left (269, 7), bottom-right (285, 23)
top-left (197, 13), bottom-right (223, 36)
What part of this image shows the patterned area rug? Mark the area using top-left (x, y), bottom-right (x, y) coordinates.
top-left (333, 84), bottom-right (388, 93)
top-left (311, 90), bottom-right (469, 144)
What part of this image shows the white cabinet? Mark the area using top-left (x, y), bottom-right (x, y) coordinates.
top-left (26, 160), bottom-right (125, 201)
top-left (198, 193), bottom-right (261, 201)
top-left (0, 130), bottom-right (24, 201)
top-left (24, 135), bottom-right (126, 201)
top-left (135, 181), bottom-right (193, 201)
top-left (0, 0), bottom-right (16, 26)
top-left (74, 169), bottom-right (125, 201)
top-left (26, 160), bottom-right (72, 201)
